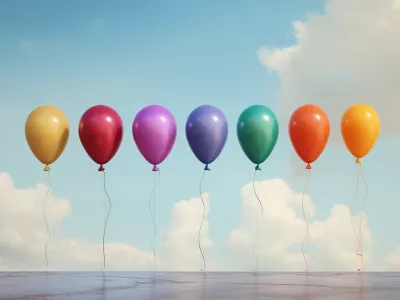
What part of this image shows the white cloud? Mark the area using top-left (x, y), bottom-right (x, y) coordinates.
top-left (226, 178), bottom-right (374, 271)
top-left (160, 194), bottom-right (215, 271)
top-left (258, 0), bottom-right (400, 144)
top-left (0, 173), bottom-right (153, 270)
top-left (0, 172), bottom-right (385, 271)
top-left (0, 172), bottom-right (211, 271)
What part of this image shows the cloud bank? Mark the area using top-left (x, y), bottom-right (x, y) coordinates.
top-left (258, 0), bottom-right (400, 144)
top-left (226, 179), bottom-right (373, 271)
top-left (0, 172), bottom-right (212, 271)
top-left (1, 172), bottom-right (396, 271)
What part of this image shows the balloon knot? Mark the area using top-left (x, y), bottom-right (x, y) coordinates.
top-left (356, 158), bottom-right (361, 164)
top-left (204, 164), bottom-right (211, 171)
top-left (43, 165), bottom-right (50, 172)
top-left (98, 165), bottom-right (105, 172)
top-left (306, 163), bottom-right (312, 169)
top-left (255, 164), bottom-right (262, 171)
top-left (152, 165), bottom-right (159, 172)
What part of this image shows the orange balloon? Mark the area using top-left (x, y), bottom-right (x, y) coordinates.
top-left (341, 104), bottom-right (380, 162)
top-left (289, 104), bottom-right (331, 169)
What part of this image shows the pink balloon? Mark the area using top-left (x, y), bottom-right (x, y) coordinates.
top-left (132, 105), bottom-right (177, 171)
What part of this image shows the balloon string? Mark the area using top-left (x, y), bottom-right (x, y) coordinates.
top-left (301, 169), bottom-right (311, 272)
top-left (199, 169), bottom-right (206, 272)
top-left (252, 169), bottom-right (263, 272)
top-left (253, 170), bottom-right (264, 214)
top-left (358, 163), bottom-right (368, 272)
top-left (349, 163), bottom-right (362, 271)
top-left (148, 170), bottom-right (161, 271)
top-left (101, 170), bottom-right (112, 272)
top-left (43, 170), bottom-right (52, 270)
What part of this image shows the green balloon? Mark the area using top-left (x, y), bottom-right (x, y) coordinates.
top-left (237, 105), bottom-right (279, 169)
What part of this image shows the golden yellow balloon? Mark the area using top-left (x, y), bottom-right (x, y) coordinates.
top-left (25, 105), bottom-right (70, 171)
top-left (341, 104), bottom-right (380, 162)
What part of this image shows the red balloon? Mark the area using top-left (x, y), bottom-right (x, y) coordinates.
top-left (79, 105), bottom-right (123, 171)
top-left (288, 104), bottom-right (330, 169)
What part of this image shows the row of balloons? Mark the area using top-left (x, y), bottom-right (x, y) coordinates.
top-left (25, 103), bottom-right (380, 171)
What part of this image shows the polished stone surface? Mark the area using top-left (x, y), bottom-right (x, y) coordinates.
top-left (0, 272), bottom-right (399, 299)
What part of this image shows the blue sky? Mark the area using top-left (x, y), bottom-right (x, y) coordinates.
top-left (1, 0), bottom-right (399, 270)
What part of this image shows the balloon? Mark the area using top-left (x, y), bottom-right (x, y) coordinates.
top-left (341, 104), bottom-right (380, 162)
top-left (25, 105), bottom-right (70, 171)
top-left (133, 105), bottom-right (177, 171)
top-left (289, 104), bottom-right (330, 169)
top-left (237, 105), bottom-right (279, 170)
top-left (78, 105), bottom-right (123, 171)
top-left (186, 105), bottom-right (228, 170)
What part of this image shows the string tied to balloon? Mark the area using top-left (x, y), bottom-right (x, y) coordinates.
top-left (252, 166), bottom-right (263, 272)
top-left (341, 104), bottom-right (380, 272)
top-left (357, 161), bottom-right (368, 272)
top-left (301, 168), bottom-right (311, 272)
top-left (185, 105), bottom-right (229, 272)
top-left (349, 159), bottom-right (368, 272)
top-left (148, 168), bottom-right (161, 271)
top-left (198, 169), bottom-right (207, 272)
top-left (43, 170), bottom-right (52, 270)
top-left (236, 105), bottom-right (279, 272)
top-left (101, 169), bottom-right (112, 272)
top-left (288, 104), bottom-right (331, 272)
top-left (77, 105), bottom-right (124, 272)
top-left (349, 161), bottom-right (362, 271)
top-left (24, 105), bottom-right (70, 271)
top-left (132, 105), bottom-right (178, 272)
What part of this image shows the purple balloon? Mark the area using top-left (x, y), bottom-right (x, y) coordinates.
top-left (133, 105), bottom-right (177, 171)
top-left (186, 105), bottom-right (228, 170)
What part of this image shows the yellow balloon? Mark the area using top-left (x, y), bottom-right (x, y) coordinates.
top-left (341, 104), bottom-right (380, 162)
top-left (25, 105), bottom-right (70, 171)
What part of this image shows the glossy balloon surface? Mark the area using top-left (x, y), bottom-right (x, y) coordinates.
top-left (25, 105), bottom-right (70, 170)
top-left (79, 105), bottom-right (123, 170)
top-left (133, 105), bottom-right (177, 170)
top-left (341, 104), bottom-right (380, 160)
top-left (186, 105), bottom-right (228, 168)
top-left (237, 105), bottom-right (279, 167)
top-left (289, 104), bottom-right (330, 167)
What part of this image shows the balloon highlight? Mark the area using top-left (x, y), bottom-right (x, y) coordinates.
top-left (289, 104), bottom-right (330, 169)
top-left (78, 105), bottom-right (124, 171)
top-left (133, 105), bottom-right (177, 171)
top-left (341, 104), bottom-right (379, 272)
top-left (237, 105), bottom-right (279, 170)
top-left (25, 105), bottom-right (70, 171)
top-left (341, 104), bottom-right (380, 162)
top-left (186, 105), bottom-right (228, 170)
